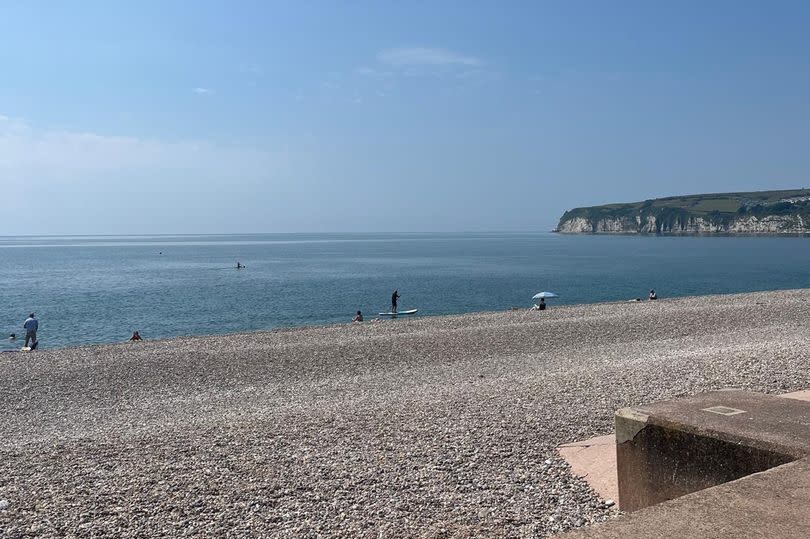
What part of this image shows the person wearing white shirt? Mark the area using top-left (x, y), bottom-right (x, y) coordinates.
top-left (23, 314), bottom-right (38, 348)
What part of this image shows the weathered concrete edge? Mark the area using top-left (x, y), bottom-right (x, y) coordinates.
top-left (617, 395), bottom-right (810, 460)
top-left (614, 407), bottom-right (649, 444)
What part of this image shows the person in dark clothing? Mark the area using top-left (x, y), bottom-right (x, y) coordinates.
top-left (391, 290), bottom-right (400, 313)
top-left (649, 289), bottom-right (658, 300)
top-left (538, 297), bottom-right (546, 310)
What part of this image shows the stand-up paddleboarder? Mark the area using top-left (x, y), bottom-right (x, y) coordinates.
top-left (391, 290), bottom-right (400, 313)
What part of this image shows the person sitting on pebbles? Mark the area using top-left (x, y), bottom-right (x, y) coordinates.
top-left (129, 330), bottom-right (142, 341)
top-left (649, 289), bottom-right (658, 300)
top-left (352, 311), bottom-right (363, 322)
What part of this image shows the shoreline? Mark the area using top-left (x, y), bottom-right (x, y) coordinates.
top-left (2, 288), bottom-right (809, 537)
top-left (5, 286), bottom-right (810, 354)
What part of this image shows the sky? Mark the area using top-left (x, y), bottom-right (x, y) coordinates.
top-left (1, 0), bottom-right (810, 234)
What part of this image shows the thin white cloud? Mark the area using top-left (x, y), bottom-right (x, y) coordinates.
top-left (0, 116), bottom-right (305, 234)
top-left (239, 63), bottom-right (264, 75)
top-left (192, 87), bottom-right (214, 96)
top-left (377, 47), bottom-right (481, 67)
top-left (0, 116), bottom-right (281, 179)
top-left (355, 66), bottom-right (396, 80)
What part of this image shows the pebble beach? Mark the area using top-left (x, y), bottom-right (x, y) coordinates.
top-left (2, 289), bottom-right (809, 538)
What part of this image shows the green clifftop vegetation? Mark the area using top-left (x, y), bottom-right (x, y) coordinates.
top-left (557, 189), bottom-right (810, 234)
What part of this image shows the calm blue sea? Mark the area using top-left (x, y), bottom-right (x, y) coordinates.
top-left (1, 233), bottom-right (809, 350)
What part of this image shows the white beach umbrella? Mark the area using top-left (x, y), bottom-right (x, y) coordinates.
top-left (532, 291), bottom-right (559, 299)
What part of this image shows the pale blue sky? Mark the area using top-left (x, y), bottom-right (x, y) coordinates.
top-left (2, 1), bottom-right (810, 234)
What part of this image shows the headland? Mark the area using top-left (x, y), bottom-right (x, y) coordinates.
top-left (556, 189), bottom-right (810, 234)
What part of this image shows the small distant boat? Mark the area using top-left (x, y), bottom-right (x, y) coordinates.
top-left (378, 309), bottom-right (418, 317)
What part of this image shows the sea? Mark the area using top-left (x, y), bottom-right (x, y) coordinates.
top-left (1, 233), bottom-right (809, 351)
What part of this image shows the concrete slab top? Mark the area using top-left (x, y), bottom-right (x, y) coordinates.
top-left (620, 390), bottom-right (810, 458)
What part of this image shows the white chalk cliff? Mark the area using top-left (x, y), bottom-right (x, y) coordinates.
top-left (557, 214), bottom-right (809, 234)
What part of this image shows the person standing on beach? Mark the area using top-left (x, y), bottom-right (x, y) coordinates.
top-left (23, 313), bottom-right (38, 348)
top-left (391, 290), bottom-right (400, 313)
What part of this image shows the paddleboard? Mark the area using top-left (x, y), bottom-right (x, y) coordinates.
top-left (378, 309), bottom-right (418, 316)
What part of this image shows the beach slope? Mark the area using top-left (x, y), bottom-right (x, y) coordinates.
top-left (2, 290), bottom-right (809, 537)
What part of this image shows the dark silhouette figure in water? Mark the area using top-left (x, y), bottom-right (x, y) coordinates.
top-left (391, 290), bottom-right (400, 313)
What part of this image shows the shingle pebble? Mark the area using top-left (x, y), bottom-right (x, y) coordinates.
top-left (0, 289), bottom-right (808, 538)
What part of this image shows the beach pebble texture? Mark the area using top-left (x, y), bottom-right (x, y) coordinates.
top-left (1, 289), bottom-right (809, 538)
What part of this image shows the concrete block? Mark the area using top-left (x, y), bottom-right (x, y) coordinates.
top-left (615, 390), bottom-right (810, 512)
top-left (563, 457), bottom-right (810, 538)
